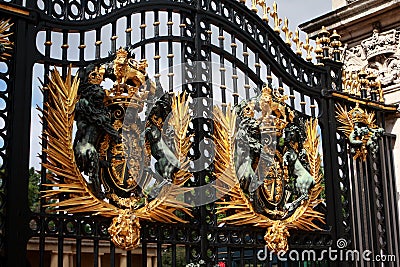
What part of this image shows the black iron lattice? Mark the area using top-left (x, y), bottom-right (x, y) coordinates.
top-left (0, 0), bottom-right (399, 267)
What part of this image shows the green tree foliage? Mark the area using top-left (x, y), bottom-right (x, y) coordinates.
top-left (162, 246), bottom-right (186, 266)
top-left (28, 167), bottom-right (40, 213)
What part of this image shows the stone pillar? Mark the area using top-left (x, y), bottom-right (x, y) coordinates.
top-left (63, 253), bottom-right (70, 267)
top-left (49, 252), bottom-right (70, 267)
top-left (98, 254), bottom-right (103, 267)
top-left (69, 253), bottom-right (74, 267)
top-left (120, 254), bottom-right (127, 267)
top-left (50, 252), bottom-right (57, 267)
top-left (146, 256), bottom-right (153, 267)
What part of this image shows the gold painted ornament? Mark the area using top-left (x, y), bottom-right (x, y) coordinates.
top-left (0, 18), bottom-right (13, 61)
top-left (336, 103), bottom-right (384, 161)
top-left (108, 209), bottom-right (141, 250)
top-left (41, 49), bottom-right (193, 250)
top-left (264, 221), bottom-right (290, 252)
top-left (214, 86), bottom-right (325, 252)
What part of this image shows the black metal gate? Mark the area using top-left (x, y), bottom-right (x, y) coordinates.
top-left (0, 0), bottom-right (399, 266)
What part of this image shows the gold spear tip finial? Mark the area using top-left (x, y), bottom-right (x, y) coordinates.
top-left (331, 30), bottom-right (341, 39)
top-left (282, 17), bottom-right (292, 45)
top-left (303, 34), bottom-right (313, 61)
top-left (319, 26), bottom-right (330, 35)
top-left (315, 37), bottom-right (323, 53)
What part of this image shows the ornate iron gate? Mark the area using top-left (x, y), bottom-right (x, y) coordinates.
top-left (0, 0), bottom-right (399, 266)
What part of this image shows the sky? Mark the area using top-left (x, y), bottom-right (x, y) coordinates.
top-left (28, 0), bottom-right (333, 169)
top-left (276, 0), bottom-right (331, 30)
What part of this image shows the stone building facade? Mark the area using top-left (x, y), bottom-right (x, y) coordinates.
top-left (300, 0), bottom-right (400, 217)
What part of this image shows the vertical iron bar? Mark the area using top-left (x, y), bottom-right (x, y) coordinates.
top-left (154, 11), bottom-right (160, 86)
top-left (231, 35), bottom-right (238, 105)
top-left (310, 98), bottom-right (316, 118)
top-left (141, 11), bottom-right (146, 59)
top-left (111, 20), bottom-right (117, 53)
top-left (348, 154), bottom-right (361, 253)
top-left (218, 27), bottom-right (226, 112)
top-left (300, 92), bottom-right (306, 114)
top-left (126, 15), bottom-right (132, 47)
top-left (385, 136), bottom-right (400, 261)
top-left (266, 64), bottom-right (272, 89)
top-left (240, 248), bottom-right (244, 267)
top-left (384, 135), bottom-right (400, 260)
top-left (94, 239), bottom-right (99, 267)
top-left (95, 28), bottom-right (101, 59)
top-left (227, 247), bottom-right (231, 267)
top-left (126, 250), bottom-right (132, 267)
top-left (61, 30), bottom-right (68, 78)
top-left (172, 244), bottom-right (177, 267)
top-left (255, 52), bottom-right (261, 91)
top-left (362, 157), bottom-right (375, 253)
top-left (5, 18), bottom-right (35, 267)
top-left (157, 243), bottom-right (162, 267)
top-left (79, 31), bottom-right (85, 62)
top-left (39, 27), bottom-right (52, 267)
top-left (142, 241), bottom-right (147, 267)
top-left (243, 43), bottom-right (250, 99)
top-left (320, 97), bottom-right (340, 267)
top-left (75, 239), bottom-right (82, 267)
top-left (58, 232), bottom-right (64, 267)
top-left (168, 10), bottom-right (173, 92)
top-left (110, 242), bottom-right (116, 267)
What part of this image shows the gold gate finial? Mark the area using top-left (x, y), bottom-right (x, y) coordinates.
top-left (303, 34), bottom-right (313, 62)
top-left (292, 28), bottom-right (303, 56)
top-left (270, 1), bottom-right (282, 33)
top-left (314, 37), bottom-right (323, 65)
top-left (282, 17), bottom-right (293, 46)
top-left (251, 0), bottom-right (258, 12)
top-left (257, 0), bottom-right (270, 22)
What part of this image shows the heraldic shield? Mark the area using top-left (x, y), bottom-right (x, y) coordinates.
top-left (41, 47), bottom-right (193, 250)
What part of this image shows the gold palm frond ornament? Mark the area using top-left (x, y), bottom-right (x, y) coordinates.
top-left (214, 86), bottom-right (325, 252)
top-left (41, 49), bottom-right (193, 250)
top-left (169, 92), bottom-right (193, 186)
top-left (0, 18), bottom-right (13, 61)
top-left (336, 103), bottom-right (384, 161)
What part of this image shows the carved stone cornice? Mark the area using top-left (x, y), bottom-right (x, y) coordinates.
top-left (361, 29), bottom-right (397, 60)
top-left (342, 28), bottom-right (400, 89)
top-left (299, 0), bottom-right (400, 46)
top-left (346, 0), bottom-right (359, 4)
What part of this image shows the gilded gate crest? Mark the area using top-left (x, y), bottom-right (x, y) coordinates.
top-left (214, 86), bottom-right (325, 252)
top-left (41, 46), bottom-right (326, 251)
top-left (336, 103), bottom-right (384, 161)
top-left (41, 48), bottom-right (192, 250)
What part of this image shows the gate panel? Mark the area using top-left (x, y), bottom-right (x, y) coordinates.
top-left (0, 0), bottom-right (398, 267)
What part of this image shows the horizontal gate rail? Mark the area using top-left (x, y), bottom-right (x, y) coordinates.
top-left (0, 0), bottom-right (399, 266)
